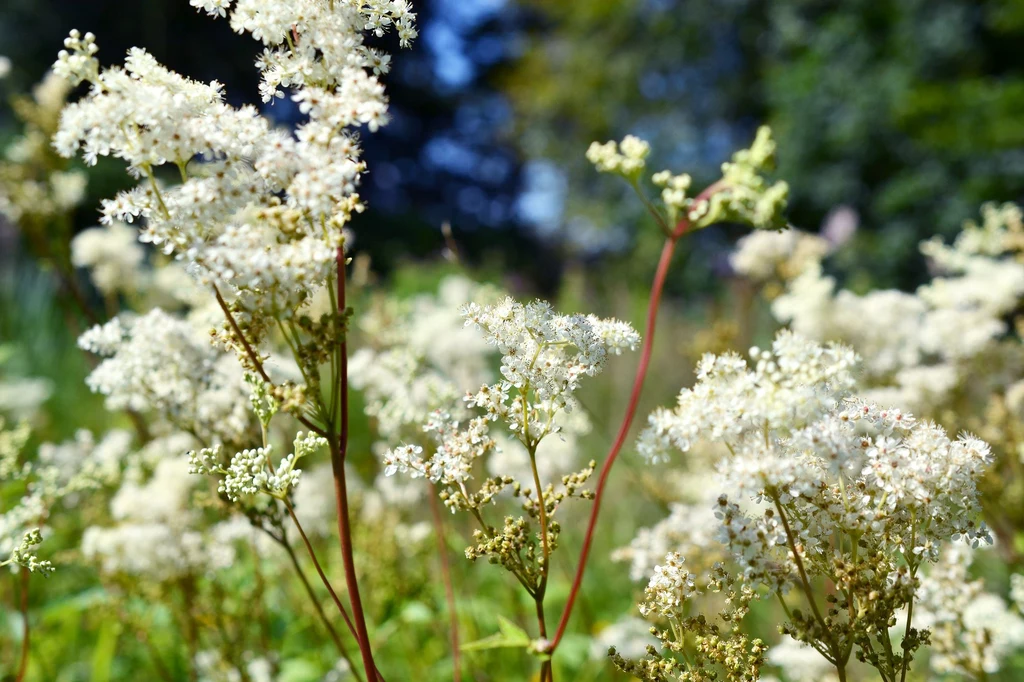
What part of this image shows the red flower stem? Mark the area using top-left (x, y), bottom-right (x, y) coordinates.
top-left (331, 247), bottom-right (378, 680)
top-left (427, 488), bottom-right (462, 682)
top-left (550, 195), bottom-right (711, 650)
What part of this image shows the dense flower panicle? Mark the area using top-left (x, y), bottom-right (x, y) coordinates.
top-left (633, 331), bottom-right (994, 677)
top-left (461, 296), bottom-right (639, 427)
top-left (759, 204), bottom-right (1024, 411)
top-left (53, 1), bottom-right (416, 318)
top-left (638, 552), bottom-right (697, 620)
top-left (82, 452), bottom-right (239, 581)
top-left (637, 330), bottom-right (858, 464)
top-left (350, 276), bottom-right (498, 439)
top-left (79, 309), bottom-right (253, 445)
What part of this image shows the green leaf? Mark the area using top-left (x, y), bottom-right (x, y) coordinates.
top-left (460, 616), bottom-right (531, 652)
top-left (278, 658), bottom-right (323, 682)
top-left (90, 618), bottom-right (119, 682)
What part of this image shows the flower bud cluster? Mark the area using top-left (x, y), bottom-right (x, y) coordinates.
top-left (586, 135), bottom-right (650, 178)
top-left (611, 557), bottom-right (766, 681)
top-left (589, 126), bottom-right (789, 232)
top-left (189, 431), bottom-right (326, 502)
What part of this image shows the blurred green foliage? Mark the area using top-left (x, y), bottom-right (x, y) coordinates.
top-left (505, 0), bottom-right (1024, 288)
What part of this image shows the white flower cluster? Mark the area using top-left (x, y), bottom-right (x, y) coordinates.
top-left (761, 203), bottom-right (1024, 411)
top-left (461, 296), bottom-right (639, 440)
top-left (82, 455), bottom-right (236, 581)
top-left (382, 412), bottom-right (495, 487)
top-left (79, 309), bottom-right (253, 445)
top-left (0, 68), bottom-right (88, 225)
top-left (637, 552), bottom-right (697, 620)
top-left (2, 420), bottom-right (140, 575)
top-left (189, 431), bottom-right (327, 502)
top-left (914, 542), bottom-right (1024, 677)
top-left (637, 330), bottom-right (858, 464)
top-left (765, 636), bottom-right (839, 682)
top-left (70, 222), bottom-right (146, 297)
top-left (53, 0), bottom-right (416, 318)
top-left (350, 276), bottom-right (498, 439)
top-left (635, 331), bottom-right (994, 674)
top-left (37, 428), bottom-right (133, 491)
top-left (730, 229), bottom-right (831, 283)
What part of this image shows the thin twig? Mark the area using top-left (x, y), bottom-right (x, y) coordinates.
top-left (427, 489), bottom-right (462, 682)
top-left (550, 185), bottom-right (724, 652)
top-left (212, 285), bottom-right (328, 438)
top-left (274, 528), bottom-right (365, 682)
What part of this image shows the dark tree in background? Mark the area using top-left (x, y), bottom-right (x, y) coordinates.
top-left (0, 0), bottom-right (572, 289)
top-left (506, 0), bottom-right (1024, 289)
top-left (4, 0), bottom-right (1024, 292)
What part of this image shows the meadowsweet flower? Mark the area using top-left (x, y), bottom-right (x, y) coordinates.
top-left (54, 1), bottom-right (417, 321)
top-left (82, 455), bottom-right (235, 580)
top-left (766, 636), bottom-right (839, 682)
top-left (189, 431), bottom-right (327, 502)
top-left (915, 543), bottom-right (1024, 677)
top-left (637, 330), bottom-right (858, 464)
top-left (350, 276), bottom-right (499, 439)
top-left (761, 204), bottom-right (1024, 414)
top-left (79, 309), bottom-right (253, 445)
top-left (460, 297), bottom-right (640, 431)
top-left (638, 552), bottom-right (697, 620)
top-left (635, 331), bottom-right (994, 678)
top-left (730, 229), bottom-right (830, 283)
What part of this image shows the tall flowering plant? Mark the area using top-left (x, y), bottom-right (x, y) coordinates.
top-left (51, 2), bottom-right (416, 679)
top-left (1, 1), bottom-right (1003, 680)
